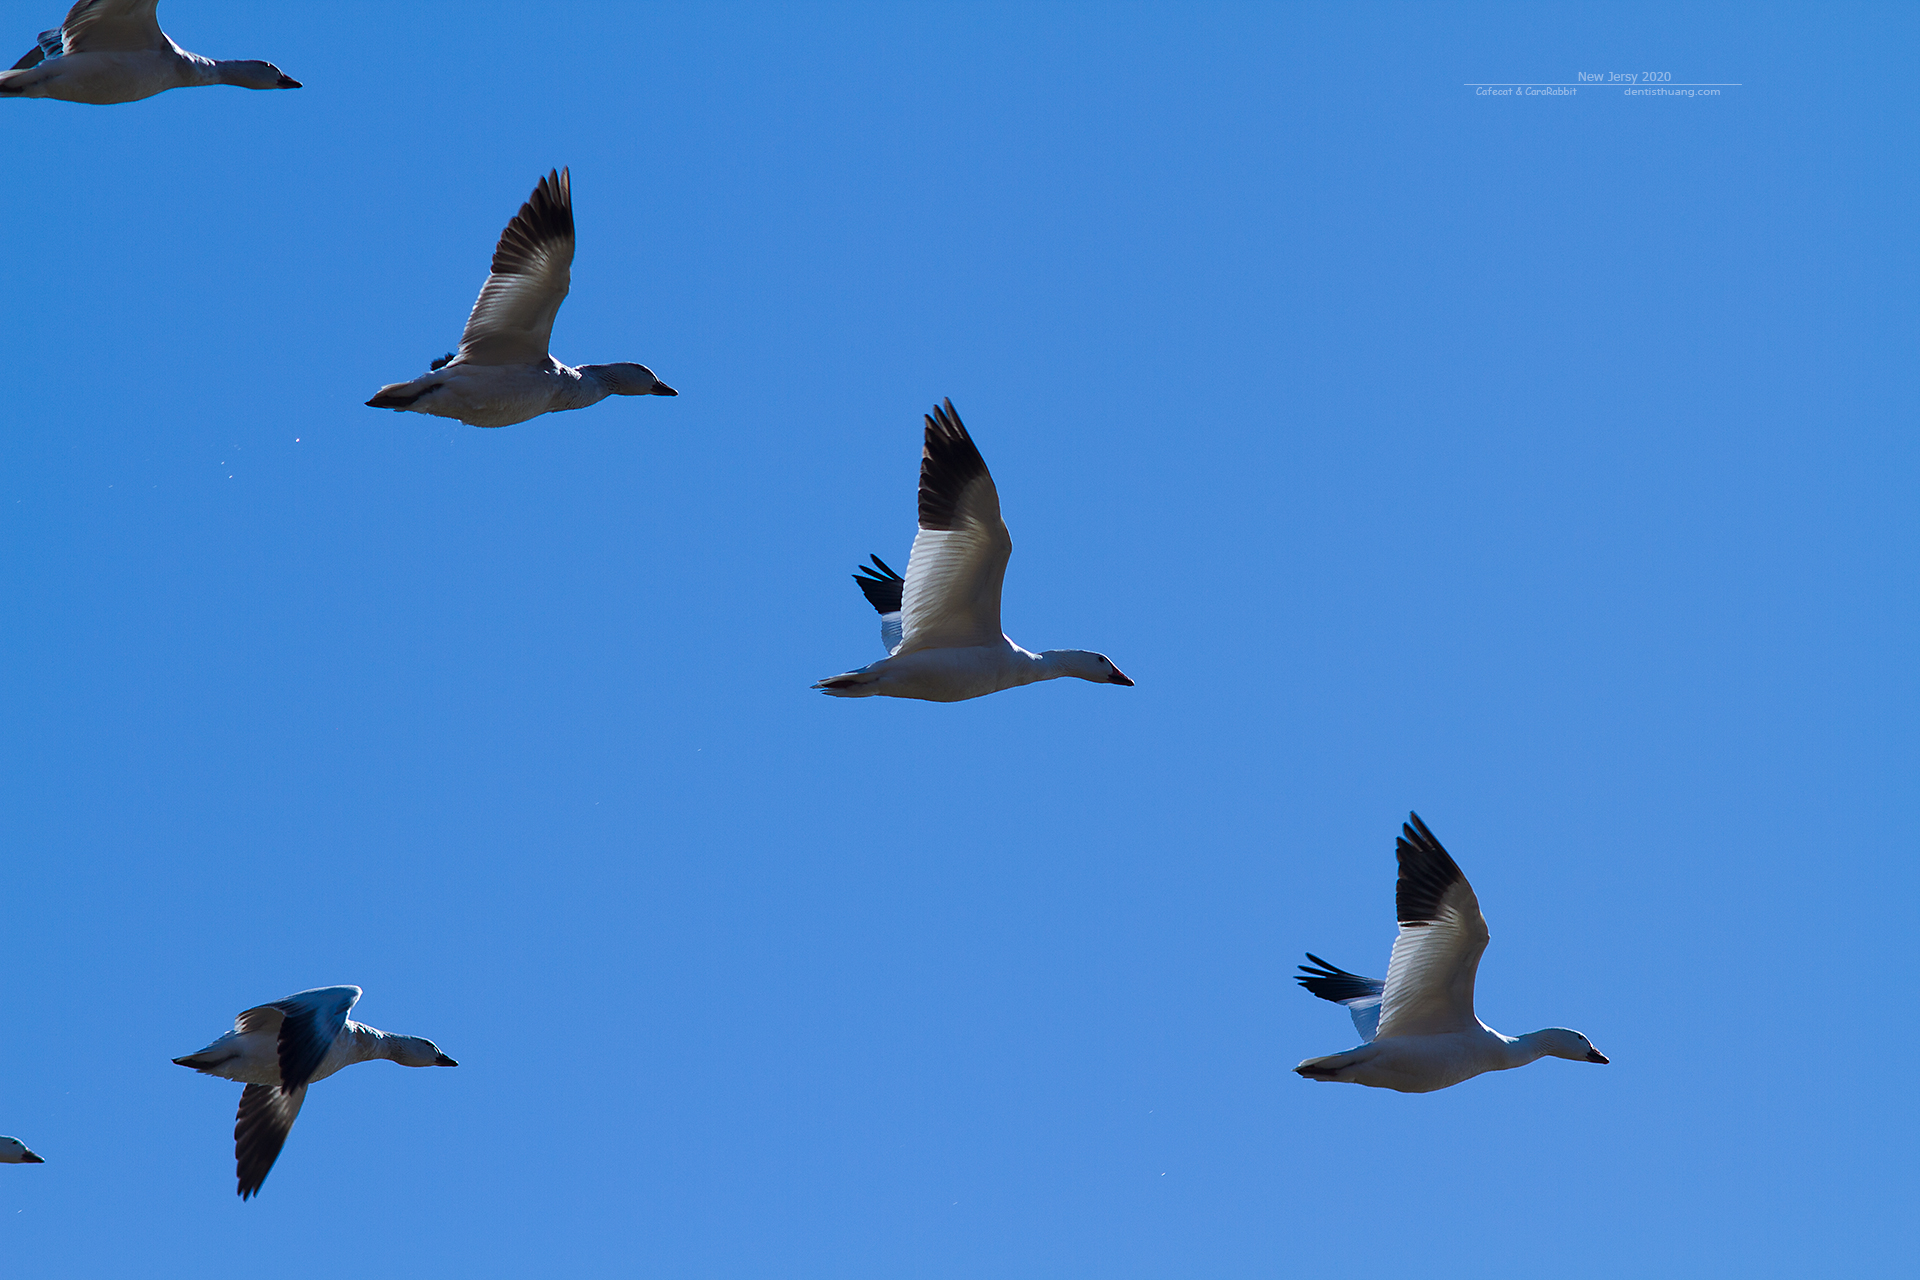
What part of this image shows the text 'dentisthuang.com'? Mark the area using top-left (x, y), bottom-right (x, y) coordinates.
top-left (1465, 72), bottom-right (1740, 98)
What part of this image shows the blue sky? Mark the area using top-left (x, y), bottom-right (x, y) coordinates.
top-left (2, 2), bottom-right (1915, 1275)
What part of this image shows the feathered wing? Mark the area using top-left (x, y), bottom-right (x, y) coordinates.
top-left (57, 0), bottom-right (166, 54)
top-left (234, 1083), bottom-right (306, 1199)
top-left (1295, 953), bottom-right (1385, 1042)
top-left (852, 555), bottom-right (905, 655)
top-left (897, 400), bottom-right (1011, 653)
top-left (11, 27), bottom-right (61, 69)
top-left (1372, 813), bottom-right (1491, 1040)
top-left (456, 168), bottom-right (574, 367)
top-left (269, 985), bottom-right (360, 1088)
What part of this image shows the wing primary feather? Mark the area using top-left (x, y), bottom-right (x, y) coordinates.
top-left (917, 398), bottom-right (991, 532)
top-left (1295, 953), bottom-right (1386, 1004)
top-left (1395, 811), bottom-right (1468, 926)
top-left (852, 555), bottom-right (905, 614)
top-left (490, 168), bottom-right (573, 279)
top-left (234, 1083), bottom-right (306, 1200)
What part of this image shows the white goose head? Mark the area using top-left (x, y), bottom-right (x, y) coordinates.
top-left (386, 1035), bottom-right (460, 1068)
top-left (1043, 649), bottom-right (1134, 686)
top-left (1530, 1027), bottom-right (1609, 1064)
top-left (0, 1136), bottom-right (44, 1164)
top-left (213, 60), bottom-right (302, 91)
top-left (583, 363), bottom-right (678, 397)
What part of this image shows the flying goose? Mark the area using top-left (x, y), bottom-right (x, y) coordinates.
top-left (367, 168), bottom-right (677, 428)
top-left (814, 399), bottom-right (1133, 702)
top-left (1294, 813), bottom-right (1608, 1093)
top-left (1, 1), bottom-right (299, 104)
top-left (0, 1136), bottom-right (44, 1164)
top-left (173, 985), bottom-right (457, 1199)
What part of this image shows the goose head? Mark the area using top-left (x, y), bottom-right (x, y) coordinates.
top-left (1045, 650), bottom-right (1134, 686)
top-left (388, 1036), bottom-right (459, 1068)
top-left (1533, 1027), bottom-right (1609, 1064)
top-left (0, 1136), bottom-right (43, 1164)
top-left (216, 60), bottom-right (302, 90)
top-left (583, 363), bottom-right (678, 396)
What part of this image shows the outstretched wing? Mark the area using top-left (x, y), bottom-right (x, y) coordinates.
top-left (58, 0), bottom-right (166, 55)
top-left (1373, 813), bottom-right (1490, 1041)
top-left (853, 555), bottom-right (905, 655)
top-left (234, 1083), bottom-right (307, 1199)
top-left (269, 986), bottom-right (361, 1089)
top-left (897, 400), bottom-right (1011, 654)
top-left (1295, 953), bottom-right (1385, 1042)
top-left (457, 168), bottom-right (574, 367)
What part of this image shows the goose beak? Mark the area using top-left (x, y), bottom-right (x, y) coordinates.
top-left (20, 1152), bottom-right (43, 1163)
top-left (1109, 669), bottom-right (1134, 686)
top-left (651, 382), bottom-right (678, 396)
top-left (1586, 1049), bottom-right (1609, 1064)
top-left (434, 1054), bottom-right (459, 1067)
top-left (277, 75), bottom-right (302, 89)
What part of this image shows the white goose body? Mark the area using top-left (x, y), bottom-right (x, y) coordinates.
top-left (173, 985), bottom-right (457, 1198)
top-left (386, 359), bottom-right (637, 431)
top-left (825, 637), bottom-right (1104, 703)
top-left (815, 401), bottom-right (1133, 703)
top-left (0, 1), bottom-right (300, 104)
top-left (1293, 814), bottom-right (1608, 1094)
top-left (368, 168), bottom-right (676, 428)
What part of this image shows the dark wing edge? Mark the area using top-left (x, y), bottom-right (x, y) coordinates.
top-left (1295, 953), bottom-right (1386, 1005)
top-left (234, 1083), bottom-right (306, 1200)
top-left (1395, 811), bottom-right (1468, 927)
top-left (490, 167), bottom-right (574, 279)
top-left (853, 555), bottom-right (905, 615)
top-left (917, 399), bottom-right (991, 532)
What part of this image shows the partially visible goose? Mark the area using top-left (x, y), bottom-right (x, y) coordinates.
top-left (0, 1136), bottom-right (43, 1164)
top-left (814, 399), bottom-right (1133, 702)
top-left (173, 985), bottom-right (457, 1199)
top-left (367, 168), bottom-right (677, 428)
top-left (1294, 813), bottom-right (1608, 1093)
top-left (1, 1), bottom-right (299, 104)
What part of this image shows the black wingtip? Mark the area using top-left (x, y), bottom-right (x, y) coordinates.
top-left (1294, 954), bottom-right (1384, 1004)
top-left (490, 167), bottom-right (575, 277)
top-left (852, 554), bottom-right (905, 615)
top-left (917, 398), bottom-right (990, 532)
top-left (1395, 811), bottom-right (1467, 926)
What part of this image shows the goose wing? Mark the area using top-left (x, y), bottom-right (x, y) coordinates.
top-left (897, 400), bottom-right (1011, 654)
top-left (57, 0), bottom-right (166, 55)
top-left (11, 27), bottom-right (62, 69)
top-left (267, 985), bottom-right (360, 1089)
top-left (233, 1083), bottom-right (306, 1200)
top-left (1373, 813), bottom-right (1490, 1040)
top-left (1295, 953), bottom-right (1385, 1042)
top-left (457, 168), bottom-right (574, 367)
top-left (852, 555), bottom-right (906, 655)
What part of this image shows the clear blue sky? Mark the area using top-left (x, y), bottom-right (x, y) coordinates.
top-left (3, 2), bottom-right (1915, 1275)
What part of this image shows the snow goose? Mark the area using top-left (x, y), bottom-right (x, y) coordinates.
top-left (814, 400), bottom-right (1133, 702)
top-left (1, 1), bottom-right (300, 104)
top-left (173, 985), bottom-right (456, 1199)
top-left (367, 168), bottom-right (677, 428)
top-left (0, 1136), bottom-right (44, 1163)
top-left (1293, 813), bottom-right (1608, 1093)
